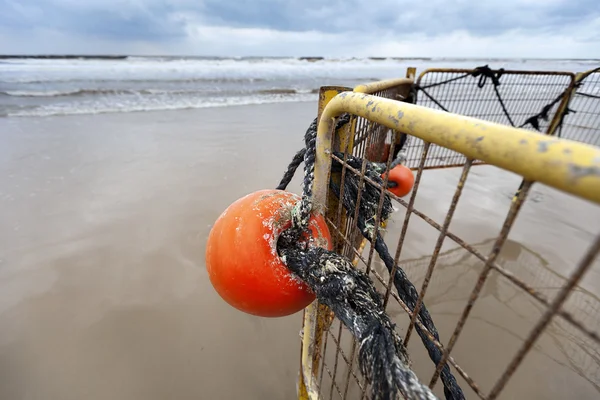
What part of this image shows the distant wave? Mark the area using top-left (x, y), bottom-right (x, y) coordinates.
top-left (1, 89), bottom-right (134, 97)
top-left (3, 56), bottom-right (596, 119)
top-left (3, 57), bottom-right (595, 86)
top-left (1, 87), bottom-right (316, 98)
top-left (0, 77), bottom-right (270, 84)
top-left (258, 88), bottom-right (317, 95)
top-left (3, 93), bottom-right (317, 118)
top-left (1, 88), bottom-right (196, 97)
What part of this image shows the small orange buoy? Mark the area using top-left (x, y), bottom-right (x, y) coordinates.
top-left (382, 164), bottom-right (415, 197)
top-left (205, 189), bottom-right (332, 317)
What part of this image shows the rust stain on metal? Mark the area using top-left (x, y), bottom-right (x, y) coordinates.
top-left (464, 134), bottom-right (489, 159)
top-left (568, 164), bottom-right (600, 180)
top-left (387, 115), bottom-right (400, 125)
top-left (537, 140), bottom-right (550, 153)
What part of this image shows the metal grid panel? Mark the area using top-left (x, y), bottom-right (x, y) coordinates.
top-left (336, 83), bottom-right (414, 262)
top-left (307, 91), bottom-right (600, 400)
top-left (315, 146), bottom-right (600, 400)
top-left (407, 69), bottom-right (575, 170)
top-left (310, 82), bottom-right (416, 399)
top-left (559, 68), bottom-right (600, 147)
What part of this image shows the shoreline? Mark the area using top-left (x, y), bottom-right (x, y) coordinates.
top-left (1, 97), bottom-right (319, 119)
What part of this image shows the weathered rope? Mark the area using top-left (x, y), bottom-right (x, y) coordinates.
top-left (276, 116), bottom-right (464, 400)
top-left (328, 153), bottom-right (464, 400)
top-left (276, 114), bottom-right (351, 192)
top-left (280, 246), bottom-right (436, 400)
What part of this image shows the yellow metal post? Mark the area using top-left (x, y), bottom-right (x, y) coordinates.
top-left (297, 86), bottom-right (352, 400)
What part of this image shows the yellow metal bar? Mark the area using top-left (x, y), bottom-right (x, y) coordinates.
top-left (314, 92), bottom-right (600, 207)
top-left (314, 86), bottom-right (351, 371)
top-left (298, 302), bottom-right (320, 400)
top-left (298, 86), bottom-right (352, 400)
top-left (353, 77), bottom-right (413, 94)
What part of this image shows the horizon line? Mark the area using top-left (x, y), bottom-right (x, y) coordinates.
top-left (1, 54), bottom-right (599, 61)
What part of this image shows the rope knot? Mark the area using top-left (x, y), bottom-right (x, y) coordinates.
top-left (472, 65), bottom-right (504, 88)
top-left (275, 110), bottom-right (465, 400)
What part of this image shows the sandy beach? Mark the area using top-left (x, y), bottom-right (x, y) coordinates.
top-left (1, 101), bottom-right (599, 400)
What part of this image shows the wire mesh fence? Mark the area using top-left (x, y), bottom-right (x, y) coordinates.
top-left (405, 69), bottom-right (577, 170)
top-left (301, 68), bottom-right (600, 400)
top-left (334, 80), bottom-right (414, 263)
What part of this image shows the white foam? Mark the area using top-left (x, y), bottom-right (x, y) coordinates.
top-left (2, 90), bottom-right (70, 97)
top-left (2, 57), bottom-right (594, 84)
top-left (6, 93), bottom-right (316, 117)
top-left (3, 57), bottom-right (597, 118)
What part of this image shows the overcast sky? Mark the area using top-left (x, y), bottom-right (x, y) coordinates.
top-left (1, 0), bottom-right (599, 58)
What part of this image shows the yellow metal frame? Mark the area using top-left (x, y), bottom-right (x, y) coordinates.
top-left (297, 78), bottom-right (416, 399)
top-left (297, 86), bottom-right (353, 400)
top-left (313, 92), bottom-right (600, 208)
top-left (298, 89), bottom-right (600, 399)
top-left (412, 67), bottom-right (600, 146)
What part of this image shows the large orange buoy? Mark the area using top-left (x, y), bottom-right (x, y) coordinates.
top-left (382, 164), bottom-right (415, 197)
top-left (205, 189), bottom-right (332, 317)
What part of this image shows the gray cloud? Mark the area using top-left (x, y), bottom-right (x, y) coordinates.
top-left (3, 0), bottom-right (599, 39)
top-left (0, 0), bottom-right (185, 40)
top-left (1, 0), bottom-right (599, 55)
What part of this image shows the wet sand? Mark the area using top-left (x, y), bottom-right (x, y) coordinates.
top-left (0, 103), bottom-right (599, 400)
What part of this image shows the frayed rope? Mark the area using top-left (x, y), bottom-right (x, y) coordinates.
top-left (276, 115), bottom-right (465, 400)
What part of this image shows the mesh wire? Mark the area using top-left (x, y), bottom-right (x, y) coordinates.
top-left (405, 70), bottom-right (575, 170)
top-left (309, 69), bottom-right (600, 400)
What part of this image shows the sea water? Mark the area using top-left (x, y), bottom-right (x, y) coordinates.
top-left (1, 56), bottom-right (597, 117)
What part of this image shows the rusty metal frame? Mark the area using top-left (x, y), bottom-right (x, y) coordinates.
top-left (304, 90), bottom-right (600, 400)
top-left (297, 76), bottom-right (416, 400)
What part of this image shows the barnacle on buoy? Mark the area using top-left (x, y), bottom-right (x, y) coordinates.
top-left (205, 189), bottom-right (332, 317)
